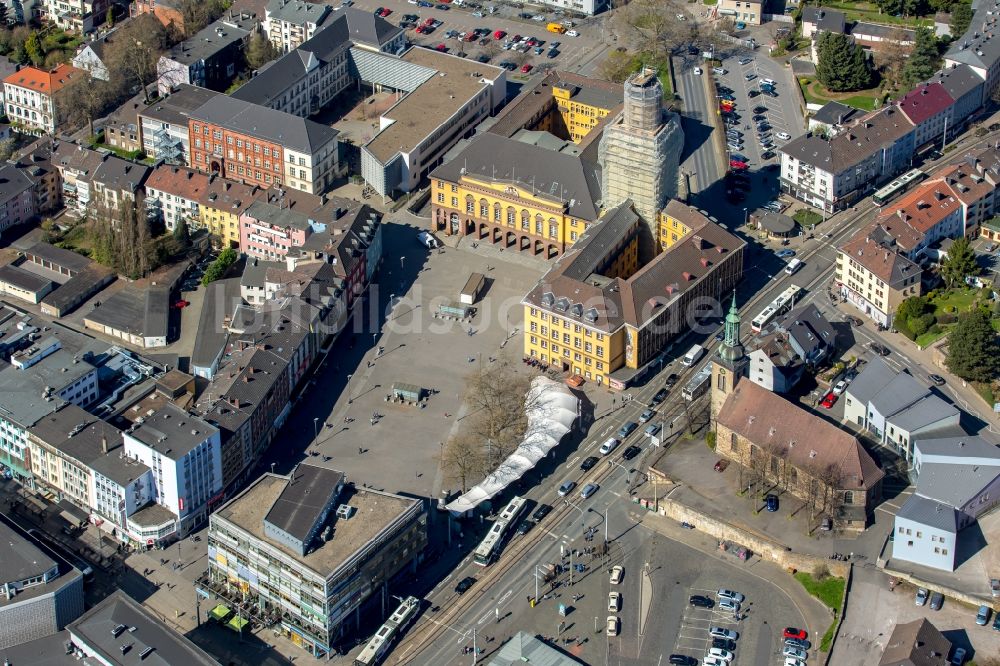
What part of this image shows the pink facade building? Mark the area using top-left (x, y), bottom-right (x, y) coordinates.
top-left (239, 201), bottom-right (312, 260)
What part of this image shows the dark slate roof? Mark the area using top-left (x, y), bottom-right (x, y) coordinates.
top-left (894, 494), bottom-right (958, 533)
top-left (850, 21), bottom-right (915, 40)
top-left (263, 462), bottom-right (344, 540)
top-left (802, 6), bottom-right (846, 33)
top-left (139, 84), bottom-right (224, 127)
top-left (779, 303), bottom-right (835, 357)
top-left (945, 0), bottom-right (1000, 72)
top-left (0, 262), bottom-right (53, 292)
top-left (781, 108), bottom-right (913, 173)
top-left (928, 63), bottom-right (985, 101)
top-left (0, 162), bottom-right (34, 203)
top-left (67, 591), bottom-right (220, 666)
top-left (232, 7), bottom-right (400, 107)
top-left (91, 155), bottom-right (151, 194)
top-left (265, 0), bottom-right (331, 26)
top-left (811, 101), bottom-right (862, 126)
top-left (0, 520), bottom-right (58, 584)
top-left (430, 132), bottom-right (602, 221)
top-left (879, 617), bottom-right (953, 666)
top-left (84, 285), bottom-right (169, 340)
top-left (560, 200), bottom-right (640, 281)
top-left (189, 94), bottom-right (339, 153)
top-left (161, 15), bottom-right (254, 66)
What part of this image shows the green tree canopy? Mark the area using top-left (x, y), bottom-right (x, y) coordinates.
top-left (245, 32), bottom-right (279, 72)
top-left (941, 236), bottom-right (979, 288)
top-left (172, 218), bottom-right (190, 245)
top-left (903, 27), bottom-right (941, 86)
top-left (945, 309), bottom-right (1000, 383)
top-left (950, 2), bottom-right (974, 37)
top-left (816, 32), bottom-right (873, 92)
top-left (24, 31), bottom-right (42, 66)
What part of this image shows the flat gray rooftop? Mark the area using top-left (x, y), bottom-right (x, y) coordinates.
top-left (217, 474), bottom-right (418, 577)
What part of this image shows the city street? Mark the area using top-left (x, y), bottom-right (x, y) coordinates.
top-left (674, 53), bottom-right (723, 197)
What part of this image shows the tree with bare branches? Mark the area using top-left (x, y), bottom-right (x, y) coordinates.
top-left (60, 73), bottom-right (111, 137)
top-left (598, 49), bottom-right (635, 83)
top-left (440, 432), bottom-right (483, 492)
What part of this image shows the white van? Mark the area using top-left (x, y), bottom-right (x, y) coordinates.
top-left (599, 437), bottom-right (620, 455)
top-left (681, 344), bottom-right (705, 367)
top-left (784, 258), bottom-right (803, 275)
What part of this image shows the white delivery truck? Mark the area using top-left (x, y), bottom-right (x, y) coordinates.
top-left (681, 343), bottom-right (705, 367)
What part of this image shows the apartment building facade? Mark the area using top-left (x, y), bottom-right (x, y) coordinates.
top-left (896, 83), bottom-right (956, 148)
top-left (836, 223), bottom-right (923, 326)
top-left (717, 0), bottom-right (763, 25)
top-left (188, 95), bottom-right (341, 195)
top-left (3, 64), bottom-right (84, 135)
top-left (157, 14), bottom-right (256, 96)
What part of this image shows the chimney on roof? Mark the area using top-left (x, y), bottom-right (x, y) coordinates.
top-left (101, 435), bottom-right (108, 454)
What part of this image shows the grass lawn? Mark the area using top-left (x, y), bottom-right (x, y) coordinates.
top-left (974, 382), bottom-right (996, 406)
top-left (54, 222), bottom-right (94, 256)
top-left (912, 288), bottom-right (979, 346)
top-left (794, 572), bottom-right (845, 652)
top-left (820, 0), bottom-right (933, 26)
top-left (798, 77), bottom-right (881, 111)
top-left (793, 209), bottom-right (823, 227)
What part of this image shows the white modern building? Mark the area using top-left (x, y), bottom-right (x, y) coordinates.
top-left (893, 434), bottom-right (1000, 571)
top-left (121, 403), bottom-right (222, 540)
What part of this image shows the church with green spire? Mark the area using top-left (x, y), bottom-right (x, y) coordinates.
top-left (711, 293), bottom-right (748, 425)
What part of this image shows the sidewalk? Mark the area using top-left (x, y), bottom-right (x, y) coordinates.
top-left (636, 510), bottom-right (833, 643)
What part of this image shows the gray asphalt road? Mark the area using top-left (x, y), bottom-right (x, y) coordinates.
top-left (674, 55), bottom-right (722, 196)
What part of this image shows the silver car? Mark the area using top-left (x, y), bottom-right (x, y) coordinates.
top-left (580, 483), bottom-right (599, 499)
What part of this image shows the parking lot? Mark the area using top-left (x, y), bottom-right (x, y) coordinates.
top-left (344, 0), bottom-right (601, 73)
top-left (672, 589), bottom-right (743, 660)
top-left (712, 52), bottom-right (804, 171)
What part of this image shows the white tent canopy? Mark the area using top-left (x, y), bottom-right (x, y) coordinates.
top-left (445, 377), bottom-right (579, 515)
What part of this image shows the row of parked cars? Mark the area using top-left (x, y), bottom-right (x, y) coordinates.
top-left (914, 587), bottom-right (998, 663)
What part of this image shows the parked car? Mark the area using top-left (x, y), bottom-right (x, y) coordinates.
top-left (516, 519), bottom-right (534, 535)
top-left (644, 424), bottom-right (661, 437)
top-left (820, 392), bottom-right (838, 409)
top-left (783, 628), bottom-right (807, 640)
top-left (610, 565), bottom-right (624, 585)
top-left (455, 576), bottom-right (476, 593)
top-left (639, 409), bottom-right (655, 423)
top-left (713, 637), bottom-right (736, 651)
top-left (719, 598), bottom-right (740, 612)
top-left (930, 592), bottom-right (944, 610)
top-left (581, 456), bottom-right (599, 471)
top-left (600, 437), bottom-right (620, 455)
top-left (777, 131), bottom-right (792, 140)
top-left (977, 604), bottom-right (992, 625)
top-left (668, 656), bottom-right (697, 666)
top-left (775, 249), bottom-right (796, 258)
top-left (665, 374), bottom-right (679, 388)
top-left (820, 516), bottom-right (832, 531)
top-left (651, 388), bottom-right (669, 405)
top-left (785, 637), bottom-right (810, 650)
top-left (766, 494), bottom-right (779, 512)
top-left (783, 647), bottom-right (807, 660)
top-left (622, 445), bottom-right (642, 460)
top-left (558, 480), bottom-right (576, 496)
top-left (832, 380), bottom-right (848, 395)
top-left (846, 315), bottom-right (863, 326)
top-left (714, 459), bottom-right (729, 472)
top-left (738, 56), bottom-right (753, 65)
top-left (717, 589), bottom-right (745, 603)
top-left (993, 612), bottom-right (1000, 631)
top-left (708, 648), bottom-right (734, 662)
top-left (693, 66), bottom-right (703, 75)
top-left (580, 483), bottom-right (599, 499)
top-left (520, 63), bottom-right (533, 73)
top-left (532, 504), bottom-right (552, 521)
top-left (710, 626), bottom-right (739, 640)
top-left (606, 616), bottom-right (619, 636)
top-left (951, 647), bottom-right (967, 664)
top-left (689, 595), bottom-right (714, 608)
top-left (608, 591), bottom-right (622, 612)
top-left (929, 374), bottom-right (946, 386)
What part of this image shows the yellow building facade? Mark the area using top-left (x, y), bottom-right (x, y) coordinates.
top-left (657, 208), bottom-right (697, 251)
top-left (552, 82), bottom-right (614, 143)
top-left (200, 202), bottom-right (244, 249)
top-left (431, 173), bottom-right (598, 259)
top-left (524, 307), bottom-right (626, 383)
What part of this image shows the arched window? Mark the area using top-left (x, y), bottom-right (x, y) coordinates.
top-left (493, 203), bottom-right (502, 222)
top-left (507, 207), bottom-right (516, 226)
top-left (479, 199), bottom-right (489, 218)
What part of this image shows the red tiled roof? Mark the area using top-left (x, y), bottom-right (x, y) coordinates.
top-left (3, 64), bottom-right (83, 94)
top-left (875, 178), bottom-right (960, 234)
top-left (896, 83), bottom-right (955, 127)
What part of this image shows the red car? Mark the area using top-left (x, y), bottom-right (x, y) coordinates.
top-left (820, 392), bottom-right (837, 409)
top-left (783, 628), bottom-right (808, 641)
top-left (423, 17), bottom-right (435, 26)
top-left (714, 459), bottom-right (729, 472)
top-left (464, 32), bottom-right (476, 41)
top-left (378, 7), bottom-right (391, 16)
top-left (494, 30), bottom-right (506, 39)
top-left (415, 24), bottom-right (427, 33)
top-left (172, 300), bottom-right (190, 309)
top-left (730, 160), bottom-right (748, 170)
top-left (520, 63), bottom-right (533, 73)
top-left (526, 38), bottom-right (537, 46)
top-left (435, 43), bottom-right (447, 51)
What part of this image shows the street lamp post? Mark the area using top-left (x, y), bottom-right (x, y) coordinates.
top-left (313, 417), bottom-right (319, 440)
top-left (743, 207), bottom-right (748, 227)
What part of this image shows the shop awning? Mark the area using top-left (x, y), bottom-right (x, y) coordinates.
top-left (209, 604), bottom-right (231, 622)
top-left (227, 615), bottom-right (250, 632)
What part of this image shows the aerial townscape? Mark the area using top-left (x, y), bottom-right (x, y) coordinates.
top-left (3, 0), bottom-right (1000, 665)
